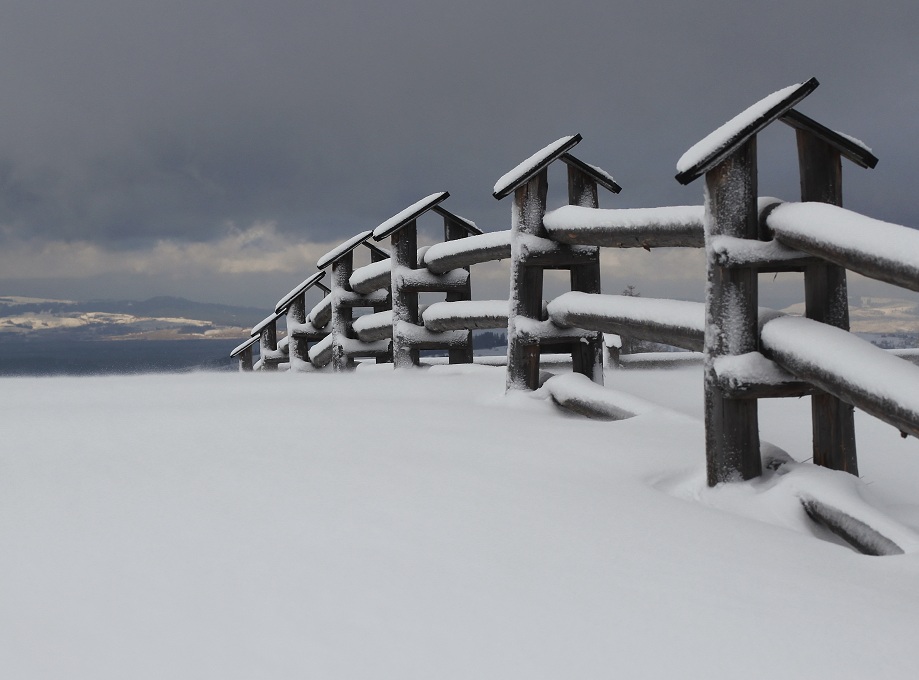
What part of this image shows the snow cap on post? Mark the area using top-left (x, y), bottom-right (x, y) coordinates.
top-left (779, 109), bottom-right (878, 170)
top-left (230, 334), bottom-right (259, 358)
top-left (372, 192), bottom-right (450, 241)
top-left (560, 153), bottom-right (622, 195)
top-left (675, 78), bottom-right (819, 185)
top-left (250, 309), bottom-right (285, 337)
top-left (493, 134), bottom-right (582, 199)
top-left (316, 230), bottom-right (374, 270)
top-left (274, 270), bottom-right (327, 314)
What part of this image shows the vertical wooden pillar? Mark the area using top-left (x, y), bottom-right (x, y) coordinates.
top-left (704, 138), bottom-right (762, 485)
top-left (259, 322), bottom-right (278, 372)
top-left (444, 216), bottom-right (474, 364)
top-left (507, 169), bottom-right (547, 391)
top-left (797, 130), bottom-right (858, 475)
top-left (567, 165), bottom-right (604, 385)
top-left (369, 245), bottom-right (394, 364)
top-left (391, 220), bottom-right (420, 369)
top-left (238, 346), bottom-right (254, 372)
top-left (331, 252), bottom-right (356, 372)
top-left (286, 293), bottom-right (309, 367)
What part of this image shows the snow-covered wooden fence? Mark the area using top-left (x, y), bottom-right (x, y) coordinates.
top-left (232, 77), bottom-right (919, 508)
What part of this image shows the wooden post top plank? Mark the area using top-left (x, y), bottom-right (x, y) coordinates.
top-left (372, 192), bottom-right (450, 241)
top-left (316, 230), bottom-right (374, 270)
top-left (274, 271), bottom-right (327, 314)
top-left (230, 334), bottom-right (260, 357)
top-left (675, 78), bottom-right (819, 185)
top-left (493, 135), bottom-right (582, 199)
top-left (250, 309), bottom-right (285, 337)
top-left (780, 109), bottom-right (878, 169)
top-left (560, 153), bottom-right (622, 195)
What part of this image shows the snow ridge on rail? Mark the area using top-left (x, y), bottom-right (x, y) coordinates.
top-left (422, 230), bottom-right (512, 274)
top-left (761, 316), bottom-right (919, 438)
top-left (543, 205), bottom-right (704, 248)
top-left (422, 300), bottom-right (509, 332)
top-left (547, 292), bottom-right (707, 351)
top-left (767, 202), bottom-right (919, 292)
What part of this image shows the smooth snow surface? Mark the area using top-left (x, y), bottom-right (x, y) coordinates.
top-left (3, 368), bottom-right (919, 679)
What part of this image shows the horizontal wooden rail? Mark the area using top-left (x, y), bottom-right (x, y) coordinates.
top-left (422, 230), bottom-right (512, 274)
top-left (767, 203), bottom-right (919, 292)
top-left (308, 295), bottom-right (333, 329)
top-left (761, 316), bottom-right (919, 439)
top-left (547, 292), bottom-right (706, 351)
top-left (352, 311), bottom-right (393, 342)
top-left (543, 205), bottom-right (705, 248)
top-left (421, 300), bottom-right (509, 332)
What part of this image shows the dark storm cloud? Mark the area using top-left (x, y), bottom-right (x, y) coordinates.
top-left (1, 1), bottom-right (918, 279)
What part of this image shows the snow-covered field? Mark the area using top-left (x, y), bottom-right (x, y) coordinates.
top-left (3, 365), bottom-right (919, 679)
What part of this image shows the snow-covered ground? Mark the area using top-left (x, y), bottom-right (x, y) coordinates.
top-left (3, 365), bottom-right (919, 679)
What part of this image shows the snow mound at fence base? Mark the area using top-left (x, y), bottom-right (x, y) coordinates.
top-left (3, 367), bottom-right (919, 679)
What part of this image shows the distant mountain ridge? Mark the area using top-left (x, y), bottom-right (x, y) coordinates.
top-left (0, 295), bottom-right (266, 341)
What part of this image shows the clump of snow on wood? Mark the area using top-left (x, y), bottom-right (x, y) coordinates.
top-left (835, 129), bottom-right (873, 154)
top-left (514, 317), bottom-right (596, 342)
top-left (714, 351), bottom-right (799, 388)
top-left (493, 135), bottom-right (578, 197)
top-left (677, 82), bottom-right (805, 173)
top-left (372, 192), bottom-right (448, 240)
top-left (709, 235), bottom-right (810, 266)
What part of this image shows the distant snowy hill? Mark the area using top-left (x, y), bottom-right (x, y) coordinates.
top-left (0, 295), bottom-right (264, 341)
top-left (779, 296), bottom-right (919, 349)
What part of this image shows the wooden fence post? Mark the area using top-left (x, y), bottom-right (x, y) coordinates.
top-left (285, 293), bottom-right (309, 367)
top-left (797, 130), bottom-right (858, 475)
top-left (331, 251), bottom-right (356, 372)
top-left (259, 319), bottom-right (279, 372)
top-left (442, 213), bottom-right (475, 364)
top-left (366, 242), bottom-right (394, 364)
top-left (567, 163), bottom-right (604, 384)
top-left (391, 219), bottom-right (421, 369)
top-left (704, 138), bottom-right (762, 484)
top-left (507, 169), bottom-right (548, 390)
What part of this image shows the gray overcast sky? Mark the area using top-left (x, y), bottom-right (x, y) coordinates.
top-left (1, 0), bottom-right (918, 308)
